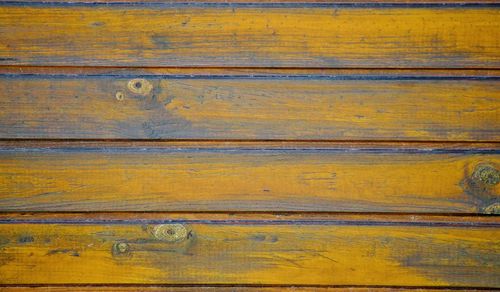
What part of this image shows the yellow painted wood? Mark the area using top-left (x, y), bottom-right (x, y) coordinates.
top-left (2, 67), bottom-right (499, 77)
top-left (0, 215), bottom-right (498, 286)
top-left (0, 142), bottom-right (498, 212)
top-left (0, 5), bottom-right (498, 67)
top-left (1, 76), bottom-right (499, 140)
top-left (0, 287), bottom-right (487, 292)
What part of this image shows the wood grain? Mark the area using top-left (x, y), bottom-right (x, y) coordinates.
top-left (0, 287), bottom-right (489, 291)
top-left (0, 5), bottom-right (499, 68)
top-left (0, 214), bottom-right (498, 286)
top-left (0, 141), bottom-right (498, 213)
top-left (1, 74), bottom-right (499, 140)
top-left (2, 67), bottom-right (500, 77)
top-left (3, 212), bottom-right (498, 225)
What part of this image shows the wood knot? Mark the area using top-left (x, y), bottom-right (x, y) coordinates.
top-left (127, 78), bottom-right (153, 96)
top-left (112, 242), bottom-right (130, 255)
top-left (111, 242), bottom-right (130, 256)
top-left (115, 91), bottom-right (125, 101)
top-left (472, 164), bottom-right (499, 186)
top-left (153, 224), bottom-right (189, 242)
top-left (483, 202), bottom-right (500, 215)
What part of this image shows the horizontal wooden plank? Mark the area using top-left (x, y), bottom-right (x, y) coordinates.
top-left (1, 73), bottom-right (499, 140)
top-left (0, 5), bottom-right (499, 68)
top-left (0, 214), bottom-right (498, 286)
top-left (0, 141), bottom-right (498, 213)
top-left (0, 287), bottom-right (490, 292)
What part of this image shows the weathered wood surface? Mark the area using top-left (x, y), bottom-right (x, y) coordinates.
top-left (1, 73), bottom-right (499, 140)
top-left (2, 67), bottom-right (500, 77)
top-left (0, 5), bottom-right (499, 68)
top-left (0, 141), bottom-right (498, 213)
top-left (0, 214), bottom-right (498, 286)
top-left (0, 287), bottom-right (489, 291)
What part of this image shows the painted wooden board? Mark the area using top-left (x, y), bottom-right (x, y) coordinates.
top-left (0, 287), bottom-right (489, 291)
top-left (0, 214), bottom-right (498, 286)
top-left (0, 141), bottom-right (498, 213)
top-left (1, 73), bottom-right (499, 140)
top-left (0, 4), bottom-right (499, 68)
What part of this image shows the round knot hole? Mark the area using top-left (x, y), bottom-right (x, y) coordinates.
top-left (127, 78), bottom-right (153, 96)
top-left (153, 224), bottom-right (188, 242)
top-left (115, 91), bottom-right (124, 101)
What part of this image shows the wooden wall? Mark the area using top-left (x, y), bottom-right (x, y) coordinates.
top-left (0, 0), bottom-right (498, 289)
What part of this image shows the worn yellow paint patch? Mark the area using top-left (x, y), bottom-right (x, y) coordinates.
top-left (162, 79), bottom-right (500, 140)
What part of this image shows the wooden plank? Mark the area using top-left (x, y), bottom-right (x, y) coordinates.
top-left (1, 73), bottom-right (499, 140)
top-left (0, 214), bottom-right (498, 286)
top-left (0, 5), bottom-right (499, 68)
top-left (0, 287), bottom-right (489, 292)
top-left (0, 141), bottom-right (498, 213)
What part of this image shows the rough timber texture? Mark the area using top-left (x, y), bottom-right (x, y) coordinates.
top-left (0, 214), bottom-right (498, 286)
top-left (1, 74), bottom-right (499, 140)
top-left (0, 0), bottom-right (499, 289)
top-left (0, 5), bottom-right (499, 68)
top-left (0, 141), bottom-right (498, 213)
